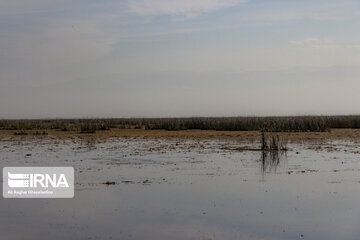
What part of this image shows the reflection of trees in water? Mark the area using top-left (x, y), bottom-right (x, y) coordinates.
top-left (260, 151), bottom-right (287, 176)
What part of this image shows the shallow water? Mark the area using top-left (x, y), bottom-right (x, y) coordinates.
top-left (1, 137), bottom-right (360, 240)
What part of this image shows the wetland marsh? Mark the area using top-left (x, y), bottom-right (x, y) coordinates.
top-left (1, 128), bottom-right (360, 239)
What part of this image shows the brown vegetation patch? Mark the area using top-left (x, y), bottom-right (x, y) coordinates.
top-left (0, 128), bottom-right (360, 143)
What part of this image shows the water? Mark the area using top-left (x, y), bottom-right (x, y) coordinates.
top-left (1, 136), bottom-right (360, 240)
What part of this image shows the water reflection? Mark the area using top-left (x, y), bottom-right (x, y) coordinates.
top-left (1, 139), bottom-right (360, 240)
top-left (260, 150), bottom-right (287, 176)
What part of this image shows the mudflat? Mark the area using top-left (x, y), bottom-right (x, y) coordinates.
top-left (1, 128), bottom-right (360, 142)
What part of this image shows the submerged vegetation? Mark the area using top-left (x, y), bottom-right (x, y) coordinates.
top-left (1, 115), bottom-right (360, 133)
top-left (261, 131), bottom-right (288, 151)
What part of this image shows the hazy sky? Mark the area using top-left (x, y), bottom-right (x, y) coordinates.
top-left (1, 0), bottom-right (360, 118)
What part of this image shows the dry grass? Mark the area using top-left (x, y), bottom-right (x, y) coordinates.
top-left (2, 116), bottom-right (360, 132)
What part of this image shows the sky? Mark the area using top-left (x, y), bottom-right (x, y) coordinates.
top-left (1, 0), bottom-right (360, 118)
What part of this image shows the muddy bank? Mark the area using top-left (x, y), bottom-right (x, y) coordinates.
top-left (1, 128), bottom-right (360, 143)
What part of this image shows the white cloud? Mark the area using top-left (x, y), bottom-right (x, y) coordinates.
top-left (290, 38), bottom-right (332, 46)
top-left (127, 0), bottom-right (246, 19)
top-left (240, 0), bottom-right (360, 23)
top-left (290, 38), bottom-right (360, 49)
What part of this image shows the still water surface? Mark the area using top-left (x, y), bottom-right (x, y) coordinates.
top-left (1, 137), bottom-right (360, 240)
